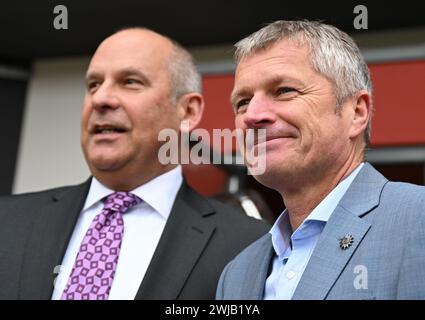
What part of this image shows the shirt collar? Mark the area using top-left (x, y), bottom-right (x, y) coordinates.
top-left (270, 163), bottom-right (364, 259)
top-left (83, 165), bottom-right (183, 220)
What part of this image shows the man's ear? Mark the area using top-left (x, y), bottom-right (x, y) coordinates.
top-left (348, 90), bottom-right (372, 140)
top-left (176, 92), bottom-right (205, 132)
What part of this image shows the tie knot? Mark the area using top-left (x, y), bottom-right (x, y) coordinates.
top-left (103, 192), bottom-right (141, 214)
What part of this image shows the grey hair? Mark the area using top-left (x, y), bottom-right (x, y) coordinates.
top-left (234, 20), bottom-right (373, 146)
top-left (113, 27), bottom-right (202, 104)
top-left (167, 40), bottom-right (202, 104)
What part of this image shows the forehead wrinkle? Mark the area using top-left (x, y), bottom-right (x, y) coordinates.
top-left (231, 41), bottom-right (312, 106)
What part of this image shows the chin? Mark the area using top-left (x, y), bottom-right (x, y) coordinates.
top-left (250, 171), bottom-right (281, 191)
top-left (252, 159), bottom-right (296, 189)
top-left (89, 154), bottom-right (126, 172)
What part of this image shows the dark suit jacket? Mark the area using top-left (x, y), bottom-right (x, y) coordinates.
top-left (0, 179), bottom-right (269, 299)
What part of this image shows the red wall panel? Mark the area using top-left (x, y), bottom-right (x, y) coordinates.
top-left (369, 60), bottom-right (425, 146)
top-left (199, 60), bottom-right (425, 147)
top-left (186, 59), bottom-right (425, 195)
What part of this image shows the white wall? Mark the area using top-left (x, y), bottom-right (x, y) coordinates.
top-left (13, 58), bottom-right (91, 194)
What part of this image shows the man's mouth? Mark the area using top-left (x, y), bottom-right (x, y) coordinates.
top-left (92, 124), bottom-right (127, 134)
top-left (254, 136), bottom-right (289, 145)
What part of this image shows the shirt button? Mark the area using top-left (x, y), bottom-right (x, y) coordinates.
top-left (286, 270), bottom-right (296, 280)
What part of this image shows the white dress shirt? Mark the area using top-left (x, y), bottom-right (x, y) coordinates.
top-left (51, 166), bottom-right (183, 300)
top-left (264, 163), bottom-right (364, 299)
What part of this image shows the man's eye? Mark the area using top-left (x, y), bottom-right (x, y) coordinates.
top-left (124, 79), bottom-right (141, 85)
top-left (277, 87), bottom-right (297, 95)
top-left (87, 81), bottom-right (100, 91)
top-left (236, 98), bottom-right (251, 108)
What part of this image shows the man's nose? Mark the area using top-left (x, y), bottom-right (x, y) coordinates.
top-left (243, 95), bottom-right (276, 128)
top-left (90, 82), bottom-right (120, 112)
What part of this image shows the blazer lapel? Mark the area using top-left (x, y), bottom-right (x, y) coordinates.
top-left (241, 235), bottom-right (274, 299)
top-left (135, 183), bottom-right (216, 299)
top-left (292, 207), bottom-right (371, 300)
top-left (293, 163), bottom-right (387, 300)
top-left (19, 180), bottom-right (91, 299)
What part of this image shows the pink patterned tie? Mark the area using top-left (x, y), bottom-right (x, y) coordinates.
top-left (61, 192), bottom-right (141, 300)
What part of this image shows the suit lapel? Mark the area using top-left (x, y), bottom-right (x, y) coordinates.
top-left (135, 183), bottom-right (216, 299)
top-left (292, 163), bottom-right (387, 300)
top-left (292, 207), bottom-right (371, 299)
top-left (242, 235), bottom-right (274, 299)
top-left (19, 180), bottom-right (91, 299)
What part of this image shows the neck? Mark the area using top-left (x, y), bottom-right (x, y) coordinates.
top-left (93, 163), bottom-right (177, 191)
top-left (281, 154), bottom-right (363, 231)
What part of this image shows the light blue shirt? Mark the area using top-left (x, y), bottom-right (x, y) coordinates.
top-left (264, 163), bottom-right (364, 300)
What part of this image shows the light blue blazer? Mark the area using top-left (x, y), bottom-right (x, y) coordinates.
top-left (217, 163), bottom-right (425, 299)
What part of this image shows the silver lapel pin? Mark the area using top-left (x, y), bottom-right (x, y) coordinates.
top-left (339, 234), bottom-right (354, 250)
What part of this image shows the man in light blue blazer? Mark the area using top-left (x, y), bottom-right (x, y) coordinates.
top-left (217, 20), bottom-right (425, 300)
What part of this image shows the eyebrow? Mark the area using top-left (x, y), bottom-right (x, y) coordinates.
top-left (85, 68), bottom-right (151, 86)
top-left (230, 75), bottom-right (306, 107)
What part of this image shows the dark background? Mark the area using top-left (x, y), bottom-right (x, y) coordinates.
top-left (1, 0), bottom-right (424, 207)
top-left (1, 0), bottom-right (424, 63)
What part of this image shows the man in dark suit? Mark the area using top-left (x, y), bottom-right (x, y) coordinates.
top-left (0, 28), bottom-right (268, 300)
